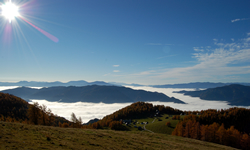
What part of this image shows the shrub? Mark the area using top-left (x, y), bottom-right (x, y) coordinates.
top-left (166, 121), bottom-right (171, 127)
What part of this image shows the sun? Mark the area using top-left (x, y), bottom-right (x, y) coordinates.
top-left (1, 1), bottom-right (20, 23)
top-left (0, 0), bottom-right (59, 43)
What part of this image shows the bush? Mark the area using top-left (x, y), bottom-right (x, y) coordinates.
top-left (166, 121), bottom-right (171, 127)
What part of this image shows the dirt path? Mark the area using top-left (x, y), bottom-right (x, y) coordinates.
top-left (152, 118), bottom-right (156, 123)
top-left (143, 117), bottom-right (156, 133)
top-left (143, 124), bottom-right (154, 133)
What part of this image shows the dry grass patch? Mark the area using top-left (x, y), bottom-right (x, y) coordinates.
top-left (0, 121), bottom-right (238, 150)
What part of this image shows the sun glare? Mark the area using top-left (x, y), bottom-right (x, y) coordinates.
top-left (0, 0), bottom-right (59, 43)
top-left (1, 1), bottom-right (19, 23)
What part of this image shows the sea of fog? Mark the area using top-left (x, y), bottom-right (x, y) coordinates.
top-left (1, 86), bottom-right (249, 123)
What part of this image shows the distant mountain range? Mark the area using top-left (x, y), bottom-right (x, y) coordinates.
top-left (1, 80), bottom-right (250, 89)
top-left (151, 82), bottom-right (250, 89)
top-left (174, 84), bottom-right (250, 106)
top-left (1, 85), bottom-right (185, 104)
top-left (0, 80), bottom-right (113, 87)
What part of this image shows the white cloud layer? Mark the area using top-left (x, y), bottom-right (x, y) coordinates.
top-left (1, 86), bottom-right (249, 123)
top-left (29, 86), bottom-right (250, 123)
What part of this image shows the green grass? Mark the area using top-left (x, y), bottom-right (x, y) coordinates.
top-left (125, 114), bottom-right (183, 134)
top-left (145, 114), bottom-right (182, 134)
top-left (0, 121), bottom-right (237, 150)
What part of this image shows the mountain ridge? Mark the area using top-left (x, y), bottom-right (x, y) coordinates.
top-left (1, 85), bottom-right (185, 104)
top-left (0, 80), bottom-right (113, 87)
top-left (151, 82), bottom-right (250, 88)
top-left (1, 80), bottom-right (250, 88)
top-left (174, 84), bottom-right (250, 106)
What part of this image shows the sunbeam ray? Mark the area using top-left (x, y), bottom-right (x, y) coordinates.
top-left (20, 16), bottom-right (59, 43)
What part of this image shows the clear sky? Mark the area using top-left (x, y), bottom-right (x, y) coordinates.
top-left (0, 0), bottom-right (250, 85)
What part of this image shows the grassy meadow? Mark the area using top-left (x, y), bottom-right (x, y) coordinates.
top-left (126, 114), bottom-right (183, 134)
top-left (145, 114), bottom-right (181, 134)
top-left (0, 121), bottom-right (238, 150)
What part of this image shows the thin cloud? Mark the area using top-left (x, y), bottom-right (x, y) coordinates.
top-left (146, 43), bottom-right (162, 46)
top-left (157, 54), bottom-right (177, 59)
top-left (103, 73), bottom-right (111, 76)
top-left (231, 18), bottom-right (250, 23)
top-left (132, 34), bottom-right (250, 83)
top-left (132, 70), bottom-right (157, 76)
top-left (146, 43), bottom-right (174, 46)
top-left (113, 70), bottom-right (120, 73)
top-left (193, 47), bottom-right (204, 52)
top-left (113, 65), bottom-right (119, 67)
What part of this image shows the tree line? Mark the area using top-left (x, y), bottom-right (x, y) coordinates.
top-left (172, 108), bottom-right (250, 150)
top-left (0, 93), bottom-right (71, 127)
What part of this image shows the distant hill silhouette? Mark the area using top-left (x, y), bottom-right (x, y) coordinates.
top-left (174, 84), bottom-right (250, 106)
top-left (0, 80), bottom-right (113, 87)
top-left (151, 82), bottom-right (250, 88)
top-left (1, 85), bottom-right (185, 104)
top-left (83, 118), bottom-right (99, 125)
top-left (1, 81), bottom-right (250, 88)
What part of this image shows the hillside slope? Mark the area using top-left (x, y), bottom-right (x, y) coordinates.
top-left (0, 93), bottom-right (29, 121)
top-left (2, 85), bottom-right (185, 103)
top-left (0, 121), bottom-right (237, 150)
top-left (0, 92), bottom-right (70, 126)
top-left (175, 84), bottom-right (250, 106)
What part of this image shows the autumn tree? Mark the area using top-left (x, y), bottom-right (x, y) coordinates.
top-left (70, 112), bottom-right (82, 128)
top-left (92, 122), bottom-right (101, 129)
top-left (109, 121), bottom-right (125, 130)
top-left (200, 125), bottom-right (209, 141)
top-left (28, 102), bottom-right (41, 125)
top-left (184, 120), bottom-right (193, 138)
top-left (241, 133), bottom-right (250, 150)
top-left (215, 123), bottom-right (227, 144)
top-left (227, 126), bottom-right (241, 148)
top-left (62, 122), bottom-right (69, 128)
top-left (40, 104), bottom-right (49, 125)
top-left (192, 122), bottom-right (200, 139)
top-left (46, 108), bottom-right (55, 126)
top-left (207, 122), bottom-right (220, 143)
top-left (166, 121), bottom-right (171, 127)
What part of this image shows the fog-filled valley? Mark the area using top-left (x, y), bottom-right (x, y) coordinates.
top-left (1, 85), bottom-right (249, 123)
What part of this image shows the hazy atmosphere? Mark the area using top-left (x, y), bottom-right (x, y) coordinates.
top-left (29, 86), bottom-right (250, 123)
top-left (1, 86), bottom-right (249, 123)
top-left (1, 0), bottom-right (249, 85)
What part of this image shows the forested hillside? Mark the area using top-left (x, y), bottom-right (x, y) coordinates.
top-left (0, 93), bottom-right (29, 122)
top-left (0, 92), bottom-right (70, 126)
top-left (84, 102), bottom-right (183, 130)
top-left (172, 108), bottom-right (250, 149)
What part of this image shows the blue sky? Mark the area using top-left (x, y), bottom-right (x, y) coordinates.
top-left (0, 0), bottom-right (250, 85)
